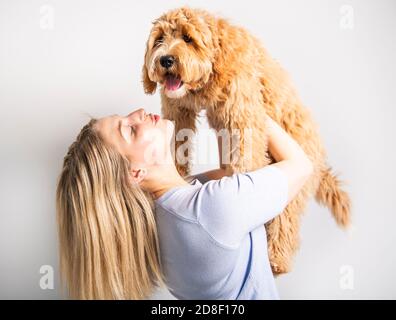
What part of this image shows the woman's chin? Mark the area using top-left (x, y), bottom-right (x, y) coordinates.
top-left (157, 119), bottom-right (174, 145)
top-left (163, 118), bottom-right (175, 133)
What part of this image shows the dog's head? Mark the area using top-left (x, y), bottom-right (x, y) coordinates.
top-left (142, 7), bottom-right (217, 99)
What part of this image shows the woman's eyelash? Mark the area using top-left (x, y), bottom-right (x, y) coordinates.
top-left (129, 125), bottom-right (135, 134)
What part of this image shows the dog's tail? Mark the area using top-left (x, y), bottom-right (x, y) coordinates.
top-left (315, 166), bottom-right (351, 227)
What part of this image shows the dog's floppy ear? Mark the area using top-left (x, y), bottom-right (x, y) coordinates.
top-left (142, 22), bottom-right (160, 94)
top-left (142, 63), bottom-right (157, 94)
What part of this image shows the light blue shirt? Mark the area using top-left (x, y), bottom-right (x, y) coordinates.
top-left (154, 166), bottom-right (289, 300)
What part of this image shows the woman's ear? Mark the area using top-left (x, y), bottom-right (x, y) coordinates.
top-left (129, 168), bottom-right (148, 184)
top-left (142, 64), bottom-right (157, 94)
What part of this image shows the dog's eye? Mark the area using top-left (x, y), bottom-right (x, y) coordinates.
top-left (154, 35), bottom-right (164, 45)
top-left (182, 34), bottom-right (192, 43)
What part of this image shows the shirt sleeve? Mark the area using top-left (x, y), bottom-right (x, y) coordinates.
top-left (197, 165), bottom-right (289, 249)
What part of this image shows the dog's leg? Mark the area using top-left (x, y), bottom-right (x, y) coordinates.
top-left (268, 163), bottom-right (350, 275)
top-left (264, 108), bottom-right (326, 274)
top-left (266, 187), bottom-right (311, 275)
top-left (207, 100), bottom-right (272, 173)
top-left (162, 105), bottom-right (197, 177)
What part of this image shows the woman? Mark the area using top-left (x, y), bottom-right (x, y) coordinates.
top-left (56, 108), bottom-right (313, 300)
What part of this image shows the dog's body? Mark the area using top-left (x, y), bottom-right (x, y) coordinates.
top-left (143, 7), bottom-right (351, 274)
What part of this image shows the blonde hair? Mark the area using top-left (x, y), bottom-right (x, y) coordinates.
top-left (55, 118), bottom-right (165, 299)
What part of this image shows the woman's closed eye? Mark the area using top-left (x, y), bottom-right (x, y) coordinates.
top-left (130, 125), bottom-right (136, 134)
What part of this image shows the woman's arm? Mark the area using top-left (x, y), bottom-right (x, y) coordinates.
top-left (191, 116), bottom-right (313, 204)
top-left (195, 116), bottom-right (313, 248)
top-left (266, 116), bottom-right (313, 204)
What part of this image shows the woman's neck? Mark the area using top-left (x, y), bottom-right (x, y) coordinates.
top-left (141, 163), bottom-right (189, 200)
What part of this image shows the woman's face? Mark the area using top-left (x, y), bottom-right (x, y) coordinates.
top-left (94, 108), bottom-right (174, 169)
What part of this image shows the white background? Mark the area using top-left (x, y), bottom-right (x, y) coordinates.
top-left (0, 0), bottom-right (395, 299)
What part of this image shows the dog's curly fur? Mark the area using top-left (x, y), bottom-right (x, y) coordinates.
top-left (142, 7), bottom-right (351, 275)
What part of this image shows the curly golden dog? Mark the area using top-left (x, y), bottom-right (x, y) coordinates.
top-left (142, 7), bottom-right (351, 275)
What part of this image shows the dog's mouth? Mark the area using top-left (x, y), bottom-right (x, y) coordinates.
top-left (164, 73), bottom-right (183, 91)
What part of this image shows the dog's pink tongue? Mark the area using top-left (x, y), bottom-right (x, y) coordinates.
top-left (165, 75), bottom-right (182, 91)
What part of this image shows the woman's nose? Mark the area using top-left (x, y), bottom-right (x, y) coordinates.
top-left (127, 108), bottom-right (146, 120)
top-left (139, 108), bottom-right (147, 120)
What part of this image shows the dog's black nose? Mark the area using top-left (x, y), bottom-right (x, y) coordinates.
top-left (160, 55), bottom-right (175, 69)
